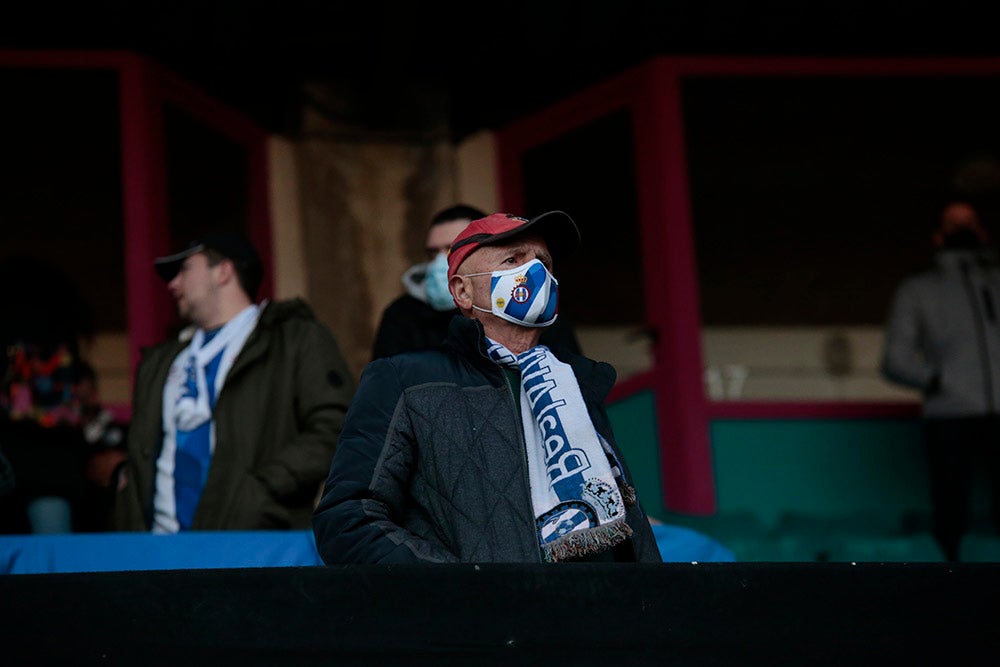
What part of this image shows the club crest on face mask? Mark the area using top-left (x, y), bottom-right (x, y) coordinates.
top-left (461, 258), bottom-right (559, 327)
top-left (424, 252), bottom-right (456, 311)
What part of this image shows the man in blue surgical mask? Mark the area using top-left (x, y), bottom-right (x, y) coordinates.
top-left (370, 205), bottom-right (581, 360)
top-left (314, 211), bottom-right (661, 564)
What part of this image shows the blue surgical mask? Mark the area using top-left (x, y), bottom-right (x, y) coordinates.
top-left (460, 258), bottom-right (559, 328)
top-left (425, 252), bottom-right (456, 311)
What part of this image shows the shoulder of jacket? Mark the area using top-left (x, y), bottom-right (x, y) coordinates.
top-left (387, 347), bottom-right (455, 373)
top-left (259, 298), bottom-right (317, 325)
top-left (560, 350), bottom-right (616, 398)
top-left (364, 348), bottom-right (476, 389)
top-left (896, 268), bottom-right (941, 291)
top-left (383, 294), bottom-right (433, 316)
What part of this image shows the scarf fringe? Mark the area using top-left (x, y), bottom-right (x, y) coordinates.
top-left (543, 518), bottom-right (634, 562)
top-left (620, 483), bottom-right (637, 507)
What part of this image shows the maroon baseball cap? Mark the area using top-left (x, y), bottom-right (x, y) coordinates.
top-left (446, 211), bottom-right (580, 279)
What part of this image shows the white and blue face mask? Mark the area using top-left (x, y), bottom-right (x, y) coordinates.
top-left (461, 258), bottom-right (559, 328)
top-left (424, 252), bottom-right (456, 311)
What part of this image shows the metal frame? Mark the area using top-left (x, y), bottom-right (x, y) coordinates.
top-left (496, 56), bottom-right (1000, 513)
top-left (0, 50), bottom-right (272, 403)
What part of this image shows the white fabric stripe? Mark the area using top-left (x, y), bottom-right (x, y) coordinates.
top-left (154, 303), bottom-right (261, 533)
top-left (487, 339), bottom-right (627, 555)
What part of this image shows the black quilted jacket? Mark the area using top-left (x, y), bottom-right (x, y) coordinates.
top-left (312, 316), bottom-right (661, 564)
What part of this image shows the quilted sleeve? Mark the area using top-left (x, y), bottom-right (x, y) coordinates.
top-left (311, 358), bottom-right (459, 564)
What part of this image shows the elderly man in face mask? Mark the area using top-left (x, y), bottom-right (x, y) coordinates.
top-left (370, 204), bottom-right (582, 361)
top-left (313, 211), bottom-right (661, 564)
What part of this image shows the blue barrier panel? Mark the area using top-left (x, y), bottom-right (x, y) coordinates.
top-left (1, 524), bottom-right (733, 573)
top-left (0, 530), bottom-right (323, 574)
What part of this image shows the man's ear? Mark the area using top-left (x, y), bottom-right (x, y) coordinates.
top-left (215, 258), bottom-right (237, 286)
top-left (450, 274), bottom-right (473, 311)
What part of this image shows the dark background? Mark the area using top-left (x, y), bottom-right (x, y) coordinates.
top-left (4, 1), bottom-right (1000, 139)
top-left (684, 75), bottom-right (1000, 325)
top-left (6, 1), bottom-right (1000, 330)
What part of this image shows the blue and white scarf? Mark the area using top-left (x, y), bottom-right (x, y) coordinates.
top-left (487, 339), bottom-right (635, 561)
top-left (164, 304), bottom-right (261, 434)
top-left (154, 304), bottom-right (260, 533)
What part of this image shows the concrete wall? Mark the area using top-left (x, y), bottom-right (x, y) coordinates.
top-left (268, 107), bottom-right (500, 381)
top-left (701, 326), bottom-right (920, 402)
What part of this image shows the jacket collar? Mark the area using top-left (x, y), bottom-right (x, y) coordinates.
top-left (935, 246), bottom-right (998, 270)
top-left (443, 315), bottom-right (617, 400)
top-left (444, 315), bottom-right (495, 372)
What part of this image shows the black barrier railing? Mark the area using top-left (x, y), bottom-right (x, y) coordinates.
top-left (4, 563), bottom-right (999, 665)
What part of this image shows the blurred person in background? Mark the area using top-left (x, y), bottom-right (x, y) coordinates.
top-left (0, 254), bottom-right (93, 534)
top-left (881, 198), bottom-right (1000, 561)
top-left (113, 231), bottom-right (355, 533)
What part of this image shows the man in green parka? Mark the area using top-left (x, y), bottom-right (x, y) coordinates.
top-left (113, 231), bottom-right (354, 532)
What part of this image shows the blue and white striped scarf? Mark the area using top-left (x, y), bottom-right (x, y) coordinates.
top-left (487, 339), bottom-right (634, 561)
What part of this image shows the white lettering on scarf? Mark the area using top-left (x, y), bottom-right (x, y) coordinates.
top-left (486, 339), bottom-right (630, 561)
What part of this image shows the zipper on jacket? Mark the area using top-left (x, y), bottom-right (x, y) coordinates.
top-left (501, 366), bottom-right (545, 563)
top-left (961, 261), bottom-right (996, 412)
top-left (983, 286), bottom-right (996, 322)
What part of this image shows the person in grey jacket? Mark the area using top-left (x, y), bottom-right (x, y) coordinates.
top-left (113, 232), bottom-right (355, 532)
top-left (881, 199), bottom-right (1000, 561)
top-left (313, 211), bottom-right (661, 564)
